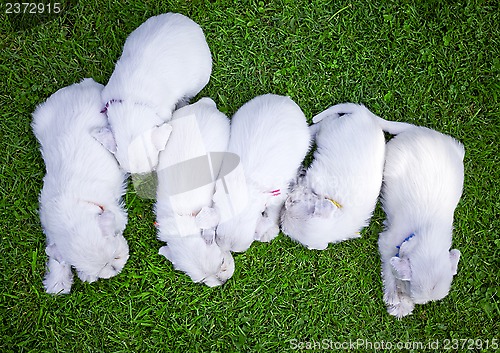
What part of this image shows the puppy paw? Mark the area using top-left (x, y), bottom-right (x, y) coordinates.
top-left (202, 276), bottom-right (224, 287)
top-left (43, 272), bottom-right (73, 294)
top-left (77, 271), bottom-right (98, 283)
top-left (195, 207), bottom-right (219, 229)
top-left (383, 289), bottom-right (400, 306)
top-left (387, 296), bottom-right (414, 319)
top-left (255, 225), bottom-right (280, 242)
top-left (44, 276), bottom-right (73, 294)
top-left (307, 244), bottom-right (328, 250)
top-left (43, 258), bottom-right (73, 294)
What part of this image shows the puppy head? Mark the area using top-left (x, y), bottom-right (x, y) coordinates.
top-left (202, 250), bottom-right (235, 287)
top-left (390, 236), bottom-right (460, 304)
top-left (159, 237), bottom-right (235, 287)
top-left (215, 218), bottom-right (255, 253)
top-left (280, 184), bottom-right (341, 246)
top-left (48, 200), bottom-right (130, 283)
top-left (214, 197), bottom-right (265, 253)
top-left (96, 101), bottom-right (172, 174)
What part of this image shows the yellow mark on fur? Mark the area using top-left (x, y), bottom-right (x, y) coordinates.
top-left (326, 198), bottom-right (343, 209)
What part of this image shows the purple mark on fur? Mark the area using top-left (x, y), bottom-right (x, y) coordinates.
top-left (395, 233), bottom-right (415, 257)
top-left (100, 99), bottom-right (122, 113)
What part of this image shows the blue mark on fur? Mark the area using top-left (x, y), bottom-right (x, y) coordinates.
top-left (395, 233), bottom-right (415, 257)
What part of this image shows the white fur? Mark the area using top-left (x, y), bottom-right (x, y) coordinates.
top-left (99, 13), bottom-right (212, 173)
top-left (32, 79), bottom-right (129, 294)
top-left (214, 94), bottom-right (311, 252)
top-left (155, 98), bottom-right (235, 286)
top-left (378, 122), bottom-right (464, 318)
top-left (281, 103), bottom-right (386, 250)
top-left (159, 238), bottom-right (234, 288)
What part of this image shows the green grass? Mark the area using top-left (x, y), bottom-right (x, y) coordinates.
top-left (1, 0), bottom-right (499, 351)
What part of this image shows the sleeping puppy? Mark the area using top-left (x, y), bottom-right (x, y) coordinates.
top-left (32, 78), bottom-right (129, 294)
top-left (377, 119), bottom-right (464, 318)
top-left (213, 94), bottom-right (311, 253)
top-left (155, 98), bottom-right (235, 286)
top-left (98, 13), bottom-right (212, 173)
top-left (281, 103), bottom-right (386, 250)
top-left (158, 236), bottom-right (234, 288)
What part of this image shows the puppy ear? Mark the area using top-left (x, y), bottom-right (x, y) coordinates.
top-left (449, 249), bottom-right (461, 275)
top-left (151, 123), bottom-right (172, 152)
top-left (98, 210), bottom-right (116, 237)
top-left (92, 127), bottom-right (117, 153)
top-left (159, 246), bottom-right (174, 264)
top-left (201, 228), bottom-right (216, 245)
top-left (195, 207), bottom-right (220, 230)
top-left (313, 198), bottom-right (335, 218)
top-left (390, 257), bottom-right (411, 281)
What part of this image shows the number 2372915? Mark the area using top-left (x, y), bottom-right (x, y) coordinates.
top-left (4, 3), bottom-right (62, 14)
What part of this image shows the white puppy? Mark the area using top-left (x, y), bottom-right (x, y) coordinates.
top-left (32, 78), bottom-right (129, 294)
top-left (377, 118), bottom-right (464, 318)
top-left (213, 94), bottom-right (311, 252)
top-left (281, 103), bottom-right (386, 250)
top-left (98, 13), bottom-right (212, 173)
top-left (155, 98), bottom-right (235, 287)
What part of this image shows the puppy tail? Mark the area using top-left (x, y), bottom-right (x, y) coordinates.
top-left (312, 102), bottom-right (416, 135)
top-left (312, 102), bottom-right (364, 123)
top-left (310, 102), bottom-right (364, 138)
top-left (371, 114), bottom-right (415, 135)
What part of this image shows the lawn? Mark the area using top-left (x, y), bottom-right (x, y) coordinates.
top-left (1, 0), bottom-right (499, 351)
